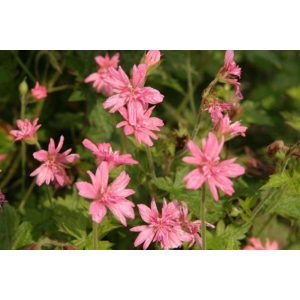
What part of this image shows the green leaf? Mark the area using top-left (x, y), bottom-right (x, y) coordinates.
top-left (0, 205), bottom-right (19, 249)
top-left (281, 111), bottom-right (300, 132)
top-left (272, 195), bottom-right (300, 219)
top-left (13, 222), bottom-right (33, 249)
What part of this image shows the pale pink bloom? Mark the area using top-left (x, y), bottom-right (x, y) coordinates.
top-left (131, 198), bottom-right (190, 250)
top-left (0, 153), bottom-right (6, 162)
top-left (144, 50), bottom-right (161, 67)
top-left (215, 115), bottom-right (247, 138)
top-left (76, 162), bottom-right (135, 226)
top-left (0, 191), bottom-right (7, 208)
top-left (244, 237), bottom-right (279, 250)
top-left (31, 82), bottom-right (47, 100)
top-left (116, 105), bottom-right (164, 147)
top-left (205, 100), bottom-right (232, 125)
top-left (103, 64), bottom-right (164, 123)
top-left (220, 51), bottom-right (243, 100)
top-left (10, 118), bottom-right (41, 143)
top-left (30, 136), bottom-right (80, 187)
top-left (182, 132), bottom-right (245, 201)
top-left (84, 53), bottom-right (119, 95)
top-left (82, 139), bottom-right (138, 168)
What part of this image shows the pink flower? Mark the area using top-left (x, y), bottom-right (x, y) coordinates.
top-left (244, 237), bottom-right (279, 250)
top-left (10, 118), bottom-right (41, 143)
top-left (144, 50), bottom-right (161, 67)
top-left (31, 82), bottom-right (47, 100)
top-left (82, 139), bottom-right (138, 168)
top-left (131, 198), bottom-right (190, 250)
top-left (30, 136), bottom-right (80, 187)
top-left (76, 162), bottom-right (135, 226)
top-left (116, 105), bottom-right (164, 147)
top-left (215, 115), bottom-right (247, 139)
top-left (205, 100), bottom-right (232, 125)
top-left (182, 132), bottom-right (245, 201)
top-left (84, 53), bottom-right (119, 95)
top-left (103, 64), bottom-right (164, 122)
top-left (220, 51), bottom-right (243, 100)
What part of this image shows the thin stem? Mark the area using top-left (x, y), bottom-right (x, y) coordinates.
top-left (187, 52), bottom-right (196, 116)
top-left (93, 222), bottom-right (98, 250)
top-left (19, 179), bottom-right (35, 211)
top-left (0, 151), bottom-right (21, 189)
top-left (243, 189), bottom-right (275, 228)
top-left (192, 76), bottom-right (219, 140)
top-left (35, 141), bottom-right (41, 150)
top-left (21, 141), bottom-right (26, 193)
top-left (146, 147), bottom-right (156, 179)
top-left (13, 51), bottom-right (35, 82)
top-left (46, 186), bottom-right (53, 206)
top-left (201, 184), bottom-right (206, 250)
top-left (48, 85), bottom-right (73, 93)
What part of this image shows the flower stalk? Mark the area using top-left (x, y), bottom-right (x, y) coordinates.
top-left (201, 184), bottom-right (206, 250)
top-left (93, 222), bottom-right (98, 250)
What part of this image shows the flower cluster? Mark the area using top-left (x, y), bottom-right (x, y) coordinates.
top-left (76, 141), bottom-right (136, 226)
top-left (84, 53), bottom-right (120, 95)
top-left (204, 51), bottom-right (247, 140)
top-left (244, 237), bottom-right (279, 250)
top-left (85, 51), bottom-right (164, 147)
top-left (131, 198), bottom-right (213, 250)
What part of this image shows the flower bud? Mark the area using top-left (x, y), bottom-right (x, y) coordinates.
top-left (19, 78), bottom-right (28, 96)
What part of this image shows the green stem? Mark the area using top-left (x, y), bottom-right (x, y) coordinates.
top-left (19, 179), bottom-right (35, 211)
top-left (201, 184), bottom-right (206, 250)
top-left (48, 85), bottom-right (73, 93)
top-left (46, 186), bottom-right (53, 206)
top-left (0, 151), bottom-right (21, 189)
top-left (192, 76), bottom-right (219, 140)
top-left (146, 147), bottom-right (156, 179)
top-left (93, 222), bottom-right (98, 250)
top-left (13, 51), bottom-right (35, 82)
top-left (187, 52), bottom-right (196, 116)
top-left (21, 141), bottom-right (26, 193)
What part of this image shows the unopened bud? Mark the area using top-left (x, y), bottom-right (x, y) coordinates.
top-left (19, 78), bottom-right (28, 96)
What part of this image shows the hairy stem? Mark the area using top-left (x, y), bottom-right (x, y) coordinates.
top-left (201, 184), bottom-right (206, 250)
top-left (146, 147), bottom-right (156, 179)
top-left (19, 179), bottom-right (35, 211)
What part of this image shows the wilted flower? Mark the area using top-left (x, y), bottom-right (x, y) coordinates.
top-left (76, 162), bottom-right (135, 226)
top-left (31, 82), bottom-right (47, 100)
top-left (0, 153), bottom-right (6, 162)
top-left (0, 191), bottom-right (7, 208)
top-left (215, 115), bottom-right (247, 139)
top-left (176, 201), bottom-right (214, 248)
top-left (84, 53), bottom-right (119, 95)
top-left (82, 139), bottom-right (138, 168)
top-left (220, 50), bottom-right (243, 100)
top-left (205, 99), bottom-right (232, 125)
top-left (30, 136), bottom-right (80, 187)
top-left (131, 198), bottom-right (190, 250)
top-left (10, 118), bottom-right (41, 144)
top-left (116, 105), bottom-right (164, 147)
top-left (244, 237), bottom-right (279, 250)
top-left (103, 64), bottom-right (164, 123)
top-left (183, 132), bottom-right (245, 201)
top-left (144, 50), bottom-right (161, 68)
